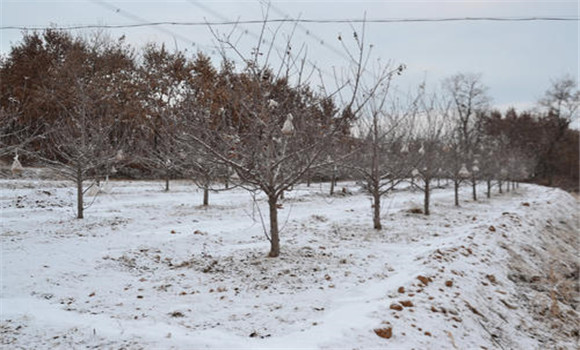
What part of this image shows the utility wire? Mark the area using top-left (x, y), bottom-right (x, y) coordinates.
top-left (3, 16), bottom-right (577, 31)
top-left (88, 0), bottom-right (216, 53)
top-left (185, 0), bottom-right (336, 81)
top-left (260, 0), bottom-right (355, 64)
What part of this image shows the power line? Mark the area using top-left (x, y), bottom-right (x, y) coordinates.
top-left (88, 0), bottom-right (216, 53)
top-left (184, 0), bottom-right (337, 82)
top-left (3, 16), bottom-right (577, 31)
top-left (262, 1), bottom-right (360, 64)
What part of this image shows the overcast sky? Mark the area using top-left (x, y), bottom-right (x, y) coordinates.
top-left (1, 0), bottom-right (578, 114)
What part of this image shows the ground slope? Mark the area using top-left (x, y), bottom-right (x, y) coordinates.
top-left (1, 180), bottom-right (578, 349)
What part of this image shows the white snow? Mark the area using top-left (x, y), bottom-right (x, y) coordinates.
top-left (1, 179), bottom-right (578, 349)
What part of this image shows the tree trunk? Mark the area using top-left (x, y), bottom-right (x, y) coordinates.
top-left (506, 181), bottom-right (510, 193)
top-left (424, 178), bottom-right (430, 215)
top-left (472, 177), bottom-right (477, 201)
top-left (203, 187), bottom-right (209, 206)
top-left (330, 175), bottom-right (335, 195)
top-left (486, 179), bottom-right (491, 199)
top-left (76, 167), bottom-right (84, 219)
top-left (454, 179), bottom-right (460, 207)
top-left (373, 192), bottom-right (382, 230)
top-left (499, 181), bottom-right (503, 194)
top-left (268, 195), bottom-right (280, 257)
top-left (165, 176), bottom-right (170, 192)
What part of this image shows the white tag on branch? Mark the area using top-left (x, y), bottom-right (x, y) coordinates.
top-left (268, 99), bottom-right (279, 109)
top-left (11, 154), bottom-right (23, 176)
top-left (281, 113), bottom-right (295, 136)
top-left (459, 163), bottom-right (471, 178)
top-left (115, 149), bottom-right (125, 162)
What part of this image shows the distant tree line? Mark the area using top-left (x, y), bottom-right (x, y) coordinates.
top-left (1, 28), bottom-right (577, 255)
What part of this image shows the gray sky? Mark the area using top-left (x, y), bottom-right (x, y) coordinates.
top-left (1, 0), bottom-right (578, 114)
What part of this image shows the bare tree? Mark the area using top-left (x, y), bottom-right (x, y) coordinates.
top-left (181, 13), bottom-right (390, 256)
top-left (536, 76), bottom-right (579, 185)
top-left (443, 73), bottom-right (489, 204)
top-left (181, 145), bottom-right (231, 206)
top-left (477, 135), bottom-right (502, 198)
top-left (411, 87), bottom-right (448, 215)
top-left (348, 80), bottom-right (415, 229)
top-left (136, 44), bottom-right (193, 191)
top-left (43, 81), bottom-right (121, 219)
top-left (36, 36), bottom-right (132, 218)
top-left (539, 75), bottom-right (579, 123)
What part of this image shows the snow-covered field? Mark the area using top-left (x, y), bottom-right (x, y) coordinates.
top-left (1, 178), bottom-right (578, 349)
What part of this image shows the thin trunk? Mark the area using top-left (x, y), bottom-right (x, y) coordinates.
top-left (499, 180), bottom-right (503, 194)
top-left (506, 181), bottom-right (510, 193)
top-left (424, 178), bottom-right (430, 215)
top-left (472, 177), bottom-right (477, 201)
top-left (76, 167), bottom-right (84, 219)
top-left (371, 115), bottom-right (382, 230)
top-left (203, 187), bottom-right (209, 206)
top-left (306, 171), bottom-right (311, 187)
top-left (454, 179), bottom-right (460, 207)
top-left (373, 192), bottom-right (382, 230)
top-left (330, 175), bottom-right (335, 195)
top-left (165, 176), bottom-right (170, 192)
top-left (280, 190), bottom-right (285, 199)
top-left (486, 179), bottom-right (491, 199)
top-left (268, 195), bottom-right (280, 257)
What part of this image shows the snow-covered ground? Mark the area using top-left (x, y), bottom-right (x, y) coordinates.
top-left (1, 179), bottom-right (578, 349)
